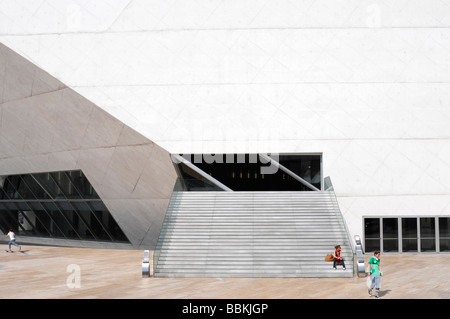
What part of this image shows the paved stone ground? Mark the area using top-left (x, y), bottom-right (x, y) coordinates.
top-left (0, 245), bottom-right (449, 299)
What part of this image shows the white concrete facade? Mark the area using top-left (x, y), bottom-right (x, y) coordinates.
top-left (1, 1), bottom-right (450, 242)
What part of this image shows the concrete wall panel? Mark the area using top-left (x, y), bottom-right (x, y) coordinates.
top-left (1, 1), bottom-right (450, 242)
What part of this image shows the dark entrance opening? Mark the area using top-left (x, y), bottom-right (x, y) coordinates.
top-left (175, 154), bottom-right (321, 191)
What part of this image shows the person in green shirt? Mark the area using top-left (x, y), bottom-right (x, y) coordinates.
top-left (367, 250), bottom-right (382, 298)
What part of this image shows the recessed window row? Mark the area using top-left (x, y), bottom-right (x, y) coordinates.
top-left (0, 170), bottom-right (129, 243)
top-left (364, 217), bottom-right (450, 253)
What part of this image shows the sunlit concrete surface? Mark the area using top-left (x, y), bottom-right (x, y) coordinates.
top-left (0, 245), bottom-right (448, 299)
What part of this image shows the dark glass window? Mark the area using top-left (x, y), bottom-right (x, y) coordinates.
top-left (22, 175), bottom-right (49, 199)
top-left (177, 154), bottom-right (322, 191)
top-left (365, 216), bottom-right (449, 253)
top-left (439, 217), bottom-right (450, 252)
top-left (176, 161), bottom-right (225, 191)
top-left (33, 173), bottom-right (66, 199)
top-left (0, 170), bottom-right (128, 243)
top-left (364, 218), bottom-right (380, 252)
top-left (420, 218), bottom-right (435, 252)
top-left (383, 218), bottom-right (398, 252)
top-left (402, 218), bottom-right (418, 252)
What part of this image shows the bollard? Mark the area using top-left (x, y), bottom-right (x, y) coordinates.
top-left (142, 250), bottom-right (150, 277)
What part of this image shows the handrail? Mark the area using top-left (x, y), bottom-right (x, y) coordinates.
top-left (324, 177), bottom-right (354, 251)
top-left (153, 181), bottom-right (184, 275)
top-left (354, 235), bottom-right (366, 277)
top-left (171, 155), bottom-right (233, 191)
top-left (324, 176), bottom-right (358, 276)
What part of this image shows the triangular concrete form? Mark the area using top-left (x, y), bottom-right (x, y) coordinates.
top-left (0, 42), bottom-right (177, 249)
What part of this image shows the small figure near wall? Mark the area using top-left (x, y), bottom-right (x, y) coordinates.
top-left (5, 228), bottom-right (22, 252)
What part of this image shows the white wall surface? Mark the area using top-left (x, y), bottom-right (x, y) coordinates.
top-left (1, 0), bottom-right (450, 240)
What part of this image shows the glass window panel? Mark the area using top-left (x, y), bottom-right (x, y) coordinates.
top-left (18, 210), bottom-right (37, 236)
top-left (108, 216), bottom-right (128, 242)
top-left (87, 201), bottom-right (128, 242)
top-left (78, 211), bottom-right (96, 240)
top-left (440, 239), bottom-right (450, 252)
top-left (91, 188), bottom-right (99, 199)
top-left (1, 179), bottom-right (12, 199)
top-left (365, 218), bottom-right (380, 252)
top-left (13, 176), bottom-right (35, 199)
top-left (89, 201), bottom-right (106, 211)
top-left (439, 218), bottom-right (450, 252)
top-left (91, 211), bottom-right (112, 241)
top-left (72, 202), bottom-right (93, 236)
top-left (35, 211), bottom-right (51, 236)
top-left (58, 203), bottom-right (95, 240)
top-left (59, 209), bottom-right (81, 239)
top-left (68, 171), bottom-right (99, 199)
top-left (7, 176), bottom-right (21, 197)
top-left (3, 179), bottom-right (19, 199)
top-left (365, 218), bottom-right (380, 239)
top-left (0, 186), bottom-right (7, 200)
top-left (365, 239), bottom-right (380, 252)
top-left (383, 218), bottom-right (398, 252)
top-left (402, 238), bottom-right (418, 252)
top-left (402, 217), bottom-right (418, 253)
top-left (23, 210), bottom-right (52, 237)
top-left (22, 175), bottom-right (49, 199)
top-left (383, 218), bottom-right (398, 239)
top-left (27, 202), bottom-right (44, 210)
top-left (420, 218), bottom-right (435, 238)
top-left (402, 218), bottom-right (417, 238)
top-left (439, 218), bottom-right (450, 238)
top-left (73, 202), bottom-right (111, 241)
top-left (4, 202), bottom-right (18, 210)
top-left (41, 202), bottom-right (77, 239)
top-left (421, 239), bottom-right (436, 252)
top-left (383, 239), bottom-right (398, 252)
top-left (0, 171), bottom-right (129, 244)
top-left (25, 210), bottom-right (50, 237)
top-left (0, 209), bottom-right (18, 234)
top-left (57, 201), bottom-right (73, 211)
top-left (33, 173), bottom-right (66, 199)
top-left (50, 172), bottom-right (78, 199)
top-left (15, 202), bottom-right (30, 211)
top-left (66, 171), bottom-right (83, 198)
top-left (420, 218), bottom-right (436, 252)
top-left (54, 201), bottom-right (85, 239)
top-left (41, 201), bottom-right (58, 211)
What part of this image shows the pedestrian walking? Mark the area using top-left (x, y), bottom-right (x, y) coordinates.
top-left (367, 250), bottom-right (382, 298)
top-left (5, 229), bottom-right (21, 252)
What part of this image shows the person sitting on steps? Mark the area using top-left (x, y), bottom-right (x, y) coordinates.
top-left (333, 245), bottom-right (346, 270)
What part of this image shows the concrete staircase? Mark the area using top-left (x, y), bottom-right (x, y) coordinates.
top-left (154, 191), bottom-right (353, 278)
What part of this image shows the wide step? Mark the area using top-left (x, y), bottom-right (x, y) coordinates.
top-left (154, 191), bottom-right (353, 278)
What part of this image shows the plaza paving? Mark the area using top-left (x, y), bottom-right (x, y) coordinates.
top-left (0, 245), bottom-right (449, 299)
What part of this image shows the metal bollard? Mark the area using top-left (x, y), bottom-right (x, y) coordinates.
top-left (142, 250), bottom-right (150, 277)
top-left (354, 235), bottom-right (366, 277)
